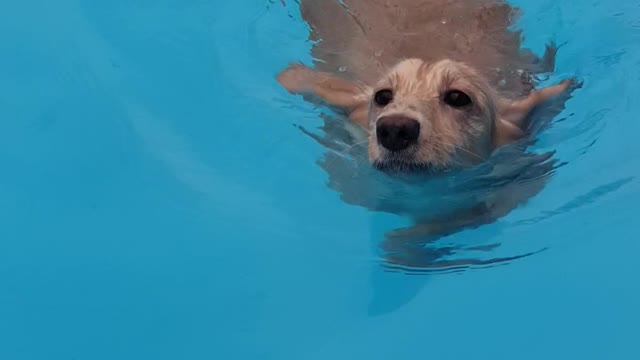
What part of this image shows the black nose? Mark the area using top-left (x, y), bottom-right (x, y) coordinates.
top-left (376, 116), bottom-right (420, 152)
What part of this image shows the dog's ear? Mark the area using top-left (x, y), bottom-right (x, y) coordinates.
top-left (277, 64), bottom-right (371, 126)
top-left (494, 79), bottom-right (574, 146)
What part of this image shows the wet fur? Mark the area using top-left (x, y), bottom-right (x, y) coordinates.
top-left (300, 0), bottom-right (556, 97)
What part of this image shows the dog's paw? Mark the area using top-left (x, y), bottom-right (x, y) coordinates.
top-left (276, 63), bottom-right (314, 93)
top-left (538, 77), bottom-right (582, 102)
top-left (551, 77), bottom-right (583, 100)
top-left (563, 77), bottom-right (584, 91)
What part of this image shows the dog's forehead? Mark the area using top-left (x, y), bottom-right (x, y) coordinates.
top-left (381, 58), bottom-right (428, 85)
top-left (380, 59), bottom-right (469, 89)
top-left (391, 58), bottom-right (426, 75)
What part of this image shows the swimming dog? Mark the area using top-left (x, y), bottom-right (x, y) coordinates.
top-left (277, 0), bottom-right (578, 269)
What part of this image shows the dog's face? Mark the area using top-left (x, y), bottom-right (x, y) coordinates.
top-left (277, 58), bottom-right (571, 173)
top-left (367, 59), bottom-right (496, 172)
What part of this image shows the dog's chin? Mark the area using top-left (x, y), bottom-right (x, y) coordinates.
top-left (372, 157), bottom-right (440, 174)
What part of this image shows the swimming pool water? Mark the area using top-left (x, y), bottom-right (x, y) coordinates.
top-left (1, 0), bottom-right (639, 359)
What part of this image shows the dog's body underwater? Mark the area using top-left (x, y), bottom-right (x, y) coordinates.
top-left (277, 0), bottom-right (578, 269)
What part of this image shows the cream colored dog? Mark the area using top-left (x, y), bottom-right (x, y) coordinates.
top-left (278, 0), bottom-right (574, 173)
top-left (277, 0), bottom-right (577, 268)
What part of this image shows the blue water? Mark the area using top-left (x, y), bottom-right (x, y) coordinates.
top-left (1, 0), bottom-right (639, 359)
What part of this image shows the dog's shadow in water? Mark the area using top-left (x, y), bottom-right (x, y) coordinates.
top-left (297, 89), bottom-right (576, 315)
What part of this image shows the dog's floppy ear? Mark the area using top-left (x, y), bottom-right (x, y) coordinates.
top-left (277, 64), bottom-right (371, 127)
top-left (494, 79), bottom-right (574, 146)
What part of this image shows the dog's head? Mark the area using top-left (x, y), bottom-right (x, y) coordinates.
top-left (278, 59), bottom-right (571, 173)
top-left (366, 59), bottom-right (500, 172)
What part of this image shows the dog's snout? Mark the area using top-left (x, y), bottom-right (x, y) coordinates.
top-left (376, 116), bottom-right (420, 152)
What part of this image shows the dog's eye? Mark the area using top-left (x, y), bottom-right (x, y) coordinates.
top-left (443, 90), bottom-right (472, 108)
top-left (374, 89), bottom-right (394, 107)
